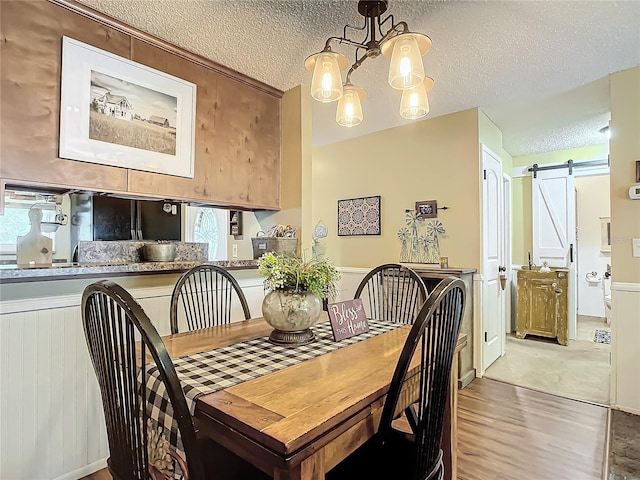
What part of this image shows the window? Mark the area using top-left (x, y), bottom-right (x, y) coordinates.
top-left (184, 206), bottom-right (228, 261)
top-left (0, 202), bottom-right (56, 255)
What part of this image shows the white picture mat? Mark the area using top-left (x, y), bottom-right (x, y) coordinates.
top-left (59, 37), bottom-right (196, 178)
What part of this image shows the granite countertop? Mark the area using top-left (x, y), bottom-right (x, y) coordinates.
top-left (0, 260), bottom-right (258, 283)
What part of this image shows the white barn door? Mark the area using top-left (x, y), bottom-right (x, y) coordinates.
top-left (532, 168), bottom-right (577, 339)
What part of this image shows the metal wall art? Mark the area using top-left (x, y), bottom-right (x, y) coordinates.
top-left (337, 196), bottom-right (381, 236)
top-left (398, 210), bottom-right (446, 263)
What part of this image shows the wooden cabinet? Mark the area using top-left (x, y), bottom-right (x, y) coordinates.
top-left (516, 269), bottom-right (568, 346)
top-left (126, 39), bottom-right (281, 209)
top-left (0, 0), bottom-right (130, 194)
top-left (411, 267), bottom-right (476, 389)
top-left (0, 0), bottom-right (281, 210)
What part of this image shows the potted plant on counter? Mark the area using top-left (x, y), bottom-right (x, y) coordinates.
top-left (257, 252), bottom-right (340, 345)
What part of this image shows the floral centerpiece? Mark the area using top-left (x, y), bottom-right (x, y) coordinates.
top-left (257, 252), bottom-right (340, 298)
top-left (257, 253), bottom-right (340, 345)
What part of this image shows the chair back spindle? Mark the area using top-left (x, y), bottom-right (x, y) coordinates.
top-left (170, 264), bottom-right (251, 334)
top-left (82, 280), bottom-right (204, 480)
top-left (355, 264), bottom-right (427, 324)
top-left (379, 276), bottom-right (465, 480)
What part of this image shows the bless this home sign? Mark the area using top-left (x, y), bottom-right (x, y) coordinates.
top-left (327, 299), bottom-right (369, 341)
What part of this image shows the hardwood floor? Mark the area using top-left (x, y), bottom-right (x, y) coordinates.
top-left (457, 378), bottom-right (608, 480)
top-left (82, 377), bottom-right (609, 480)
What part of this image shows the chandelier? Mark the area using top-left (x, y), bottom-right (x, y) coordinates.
top-left (304, 0), bottom-right (434, 128)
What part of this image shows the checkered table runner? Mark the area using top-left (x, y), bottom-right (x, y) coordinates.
top-left (143, 319), bottom-right (402, 475)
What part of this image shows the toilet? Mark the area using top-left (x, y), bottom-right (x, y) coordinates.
top-left (603, 268), bottom-right (612, 325)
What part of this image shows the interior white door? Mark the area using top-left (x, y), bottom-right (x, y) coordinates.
top-left (532, 168), bottom-right (577, 339)
top-left (481, 146), bottom-right (504, 371)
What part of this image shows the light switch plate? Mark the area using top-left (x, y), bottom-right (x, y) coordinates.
top-left (633, 238), bottom-right (640, 258)
top-left (232, 244), bottom-right (238, 258)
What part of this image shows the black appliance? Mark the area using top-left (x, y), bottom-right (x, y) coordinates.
top-left (91, 196), bottom-right (182, 241)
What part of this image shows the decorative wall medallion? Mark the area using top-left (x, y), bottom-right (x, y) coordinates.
top-left (337, 196), bottom-right (381, 236)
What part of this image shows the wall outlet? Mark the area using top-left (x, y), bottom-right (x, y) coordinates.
top-left (633, 238), bottom-right (640, 258)
top-left (232, 244), bottom-right (238, 258)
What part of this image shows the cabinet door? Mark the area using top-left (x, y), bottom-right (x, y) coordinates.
top-left (0, 1), bottom-right (130, 193)
top-left (127, 39), bottom-right (281, 210)
top-left (526, 277), bottom-right (558, 337)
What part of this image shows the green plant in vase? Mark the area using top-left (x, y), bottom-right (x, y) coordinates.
top-left (257, 253), bottom-right (340, 345)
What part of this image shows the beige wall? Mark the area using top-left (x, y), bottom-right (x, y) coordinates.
top-left (512, 144), bottom-right (609, 168)
top-left (478, 110), bottom-right (513, 173)
top-left (610, 67), bottom-right (640, 284)
top-left (312, 108), bottom-right (481, 270)
top-left (609, 66), bottom-right (640, 414)
top-left (256, 86), bottom-right (312, 255)
top-left (609, 67), bottom-right (640, 414)
top-left (511, 144), bottom-right (610, 265)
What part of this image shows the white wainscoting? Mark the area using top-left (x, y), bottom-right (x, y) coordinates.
top-left (335, 267), bottom-right (369, 302)
top-left (0, 304), bottom-right (109, 480)
top-left (610, 282), bottom-right (640, 415)
top-left (0, 275), bottom-right (265, 480)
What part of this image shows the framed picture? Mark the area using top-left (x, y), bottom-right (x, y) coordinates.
top-left (59, 37), bottom-right (197, 178)
top-left (337, 196), bottom-right (381, 236)
top-left (636, 160), bottom-right (640, 183)
top-left (415, 200), bottom-right (438, 218)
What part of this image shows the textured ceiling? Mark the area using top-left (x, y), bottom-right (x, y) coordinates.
top-left (79, 0), bottom-right (640, 156)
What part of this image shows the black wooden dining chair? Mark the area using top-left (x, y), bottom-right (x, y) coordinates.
top-left (329, 276), bottom-right (466, 480)
top-left (82, 279), bottom-right (268, 480)
top-left (354, 263), bottom-right (427, 324)
top-left (170, 264), bottom-right (251, 334)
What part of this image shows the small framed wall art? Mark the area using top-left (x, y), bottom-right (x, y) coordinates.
top-left (415, 200), bottom-right (438, 219)
top-left (337, 195), bottom-right (381, 236)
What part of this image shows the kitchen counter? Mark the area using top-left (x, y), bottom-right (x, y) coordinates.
top-left (0, 260), bottom-right (258, 283)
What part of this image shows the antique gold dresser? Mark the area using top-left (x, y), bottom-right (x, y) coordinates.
top-left (516, 268), bottom-right (569, 346)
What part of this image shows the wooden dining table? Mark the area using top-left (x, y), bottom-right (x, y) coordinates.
top-left (161, 316), bottom-right (467, 480)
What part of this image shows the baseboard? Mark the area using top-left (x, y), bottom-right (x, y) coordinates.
top-left (578, 314), bottom-right (607, 322)
top-left (52, 458), bottom-right (108, 480)
top-left (610, 404), bottom-right (640, 416)
top-left (458, 369), bottom-right (476, 389)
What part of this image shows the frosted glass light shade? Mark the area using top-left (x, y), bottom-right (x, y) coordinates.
top-left (336, 85), bottom-right (366, 127)
top-left (307, 51), bottom-right (348, 103)
top-left (388, 35), bottom-right (425, 90)
top-left (400, 77), bottom-right (434, 120)
top-left (382, 32), bottom-right (432, 90)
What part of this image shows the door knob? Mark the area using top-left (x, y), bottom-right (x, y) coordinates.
top-left (498, 266), bottom-right (506, 272)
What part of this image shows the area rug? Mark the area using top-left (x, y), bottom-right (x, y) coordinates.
top-left (594, 329), bottom-right (611, 344)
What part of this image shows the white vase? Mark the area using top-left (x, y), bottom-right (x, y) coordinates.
top-left (262, 289), bottom-right (322, 345)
